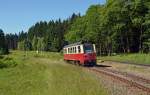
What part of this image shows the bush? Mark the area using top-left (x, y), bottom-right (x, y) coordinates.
top-left (0, 55), bottom-right (4, 59)
top-left (0, 57), bottom-right (17, 69)
top-left (0, 48), bottom-right (9, 55)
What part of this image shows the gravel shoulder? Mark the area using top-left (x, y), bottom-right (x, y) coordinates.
top-left (97, 61), bottom-right (150, 80)
top-left (83, 61), bottom-right (150, 95)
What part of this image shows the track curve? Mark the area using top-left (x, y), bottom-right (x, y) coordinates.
top-left (87, 67), bottom-right (150, 93)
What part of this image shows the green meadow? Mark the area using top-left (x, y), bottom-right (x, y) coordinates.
top-left (99, 54), bottom-right (150, 65)
top-left (0, 51), bottom-right (107, 95)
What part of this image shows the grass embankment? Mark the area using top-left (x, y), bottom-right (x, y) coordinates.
top-left (0, 51), bottom-right (107, 95)
top-left (99, 54), bottom-right (150, 65)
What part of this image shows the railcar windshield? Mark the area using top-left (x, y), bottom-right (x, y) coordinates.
top-left (84, 44), bottom-right (94, 53)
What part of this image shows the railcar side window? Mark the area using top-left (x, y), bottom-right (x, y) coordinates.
top-left (73, 47), bottom-right (75, 53)
top-left (78, 46), bottom-right (81, 53)
top-left (75, 47), bottom-right (76, 53)
top-left (65, 49), bottom-right (67, 54)
top-left (71, 48), bottom-right (72, 53)
top-left (69, 48), bottom-right (70, 53)
top-left (73, 47), bottom-right (74, 53)
top-left (68, 48), bottom-right (70, 53)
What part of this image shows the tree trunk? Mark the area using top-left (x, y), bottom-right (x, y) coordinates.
top-left (121, 35), bottom-right (126, 53)
top-left (99, 44), bottom-right (102, 56)
top-left (127, 37), bottom-right (130, 53)
top-left (126, 29), bottom-right (130, 53)
top-left (139, 25), bottom-right (143, 53)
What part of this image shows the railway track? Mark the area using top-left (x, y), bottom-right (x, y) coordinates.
top-left (87, 67), bottom-right (150, 93)
top-left (101, 67), bottom-right (150, 84)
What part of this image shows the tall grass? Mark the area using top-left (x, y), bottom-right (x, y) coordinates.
top-left (0, 51), bottom-right (107, 95)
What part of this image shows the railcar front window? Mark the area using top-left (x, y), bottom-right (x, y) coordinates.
top-left (84, 45), bottom-right (94, 53)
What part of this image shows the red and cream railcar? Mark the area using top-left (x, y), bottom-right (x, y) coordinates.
top-left (63, 42), bottom-right (96, 66)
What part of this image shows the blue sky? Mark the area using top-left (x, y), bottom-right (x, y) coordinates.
top-left (0, 0), bottom-right (105, 34)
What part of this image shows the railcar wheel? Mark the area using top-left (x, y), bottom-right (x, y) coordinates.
top-left (76, 61), bottom-right (80, 66)
top-left (73, 61), bottom-right (78, 66)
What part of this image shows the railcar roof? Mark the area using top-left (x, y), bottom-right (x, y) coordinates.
top-left (63, 42), bottom-right (93, 48)
top-left (63, 42), bottom-right (83, 48)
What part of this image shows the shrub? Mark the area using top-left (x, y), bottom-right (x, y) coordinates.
top-left (0, 55), bottom-right (3, 59)
top-left (0, 48), bottom-right (9, 55)
top-left (0, 57), bottom-right (17, 69)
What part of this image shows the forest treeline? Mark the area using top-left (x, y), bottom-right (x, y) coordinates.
top-left (0, 0), bottom-right (150, 55)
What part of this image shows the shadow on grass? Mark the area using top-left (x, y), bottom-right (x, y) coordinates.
top-left (95, 64), bottom-right (112, 68)
top-left (0, 63), bottom-right (8, 69)
top-left (84, 64), bottom-right (112, 68)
